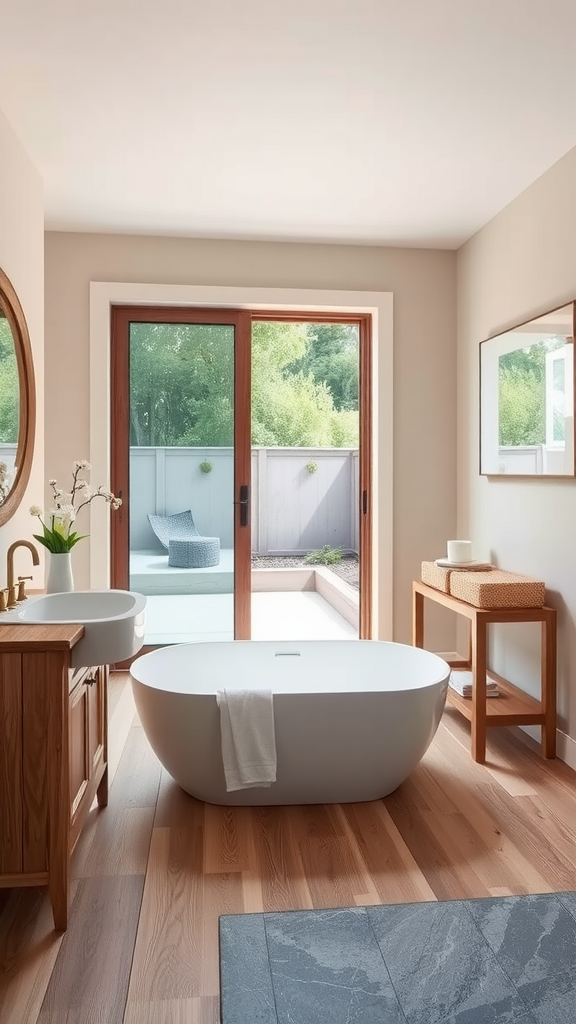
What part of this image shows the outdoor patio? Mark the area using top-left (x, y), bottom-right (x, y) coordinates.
top-left (129, 445), bottom-right (361, 643)
top-left (142, 591), bottom-right (357, 645)
top-left (130, 549), bottom-right (359, 644)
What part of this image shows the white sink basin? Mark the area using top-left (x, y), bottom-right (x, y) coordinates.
top-left (14, 589), bottom-right (147, 668)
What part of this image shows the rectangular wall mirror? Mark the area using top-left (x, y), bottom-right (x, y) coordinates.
top-left (480, 301), bottom-right (576, 476)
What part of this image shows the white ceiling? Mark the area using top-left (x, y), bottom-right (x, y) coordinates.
top-left (2, 0), bottom-right (576, 248)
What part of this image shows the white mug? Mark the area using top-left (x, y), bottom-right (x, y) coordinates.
top-left (447, 539), bottom-right (473, 563)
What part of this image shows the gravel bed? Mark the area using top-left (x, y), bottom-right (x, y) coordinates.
top-left (251, 554), bottom-right (359, 590)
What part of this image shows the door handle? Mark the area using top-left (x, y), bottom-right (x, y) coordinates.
top-left (234, 485), bottom-right (250, 527)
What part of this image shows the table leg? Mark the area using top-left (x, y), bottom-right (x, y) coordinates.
top-left (413, 587), bottom-right (424, 648)
top-left (541, 611), bottom-right (557, 758)
top-left (471, 614), bottom-right (487, 763)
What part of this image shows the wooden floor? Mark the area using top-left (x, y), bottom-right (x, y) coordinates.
top-left (2, 672), bottom-right (576, 1024)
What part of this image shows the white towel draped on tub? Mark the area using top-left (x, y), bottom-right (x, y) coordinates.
top-left (216, 688), bottom-right (277, 792)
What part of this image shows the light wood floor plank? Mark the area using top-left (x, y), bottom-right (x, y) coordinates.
top-left (71, 720), bottom-right (161, 880)
top-left (106, 681), bottom-right (137, 787)
top-left (237, 809), bottom-right (265, 913)
top-left (426, 727), bottom-right (557, 893)
top-left (478, 782), bottom-right (576, 891)
top-left (0, 885), bottom-right (70, 1024)
top-left (204, 805), bottom-right (250, 874)
top-left (37, 1012), bottom-right (114, 1023)
top-left (38, 874), bottom-right (144, 1024)
top-left (107, 723), bottom-right (162, 809)
top-left (283, 802), bottom-right (339, 840)
top-left (384, 778), bottom-right (489, 900)
top-left (327, 805), bottom-right (382, 906)
top-left (107, 669), bottom-right (130, 720)
top-left (153, 771), bottom-right (203, 828)
top-left (75, 807), bottom-right (156, 879)
top-left (297, 834), bottom-right (370, 908)
top-left (3, 685), bottom-right (576, 1024)
top-left (251, 806), bottom-right (314, 911)
top-left (201, 872), bottom-right (244, 997)
top-left (126, 823), bottom-right (205, 1004)
top-left (406, 756), bottom-right (535, 896)
top-left (123, 996), bottom-right (220, 1024)
top-left (341, 801), bottom-right (437, 904)
top-left (518, 792), bottom-right (576, 865)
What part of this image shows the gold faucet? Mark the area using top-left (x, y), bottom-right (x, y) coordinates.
top-left (6, 540), bottom-right (40, 608)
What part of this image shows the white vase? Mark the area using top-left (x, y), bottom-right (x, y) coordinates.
top-left (46, 552), bottom-right (74, 594)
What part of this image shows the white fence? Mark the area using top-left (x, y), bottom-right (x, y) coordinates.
top-left (497, 445), bottom-right (570, 474)
top-left (130, 447), bottom-right (359, 555)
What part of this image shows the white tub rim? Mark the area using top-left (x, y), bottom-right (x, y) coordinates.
top-left (130, 638), bottom-right (450, 697)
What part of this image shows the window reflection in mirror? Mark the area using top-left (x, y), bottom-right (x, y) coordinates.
top-left (0, 267), bottom-right (35, 526)
top-left (0, 301), bottom-right (19, 502)
top-left (480, 302), bottom-right (576, 476)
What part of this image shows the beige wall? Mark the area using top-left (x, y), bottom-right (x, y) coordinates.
top-left (45, 233), bottom-right (457, 643)
top-left (458, 143), bottom-right (576, 753)
top-left (0, 108), bottom-right (44, 585)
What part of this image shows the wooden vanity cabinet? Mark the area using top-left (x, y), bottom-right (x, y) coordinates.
top-left (69, 663), bottom-right (109, 850)
top-left (0, 625), bottom-right (108, 930)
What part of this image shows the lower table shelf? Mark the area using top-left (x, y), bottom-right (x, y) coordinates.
top-left (413, 581), bottom-right (557, 763)
top-left (446, 669), bottom-right (544, 725)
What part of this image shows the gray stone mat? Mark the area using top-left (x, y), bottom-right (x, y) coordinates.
top-left (219, 892), bottom-right (576, 1024)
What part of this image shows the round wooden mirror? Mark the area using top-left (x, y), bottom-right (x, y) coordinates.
top-left (0, 267), bottom-right (35, 525)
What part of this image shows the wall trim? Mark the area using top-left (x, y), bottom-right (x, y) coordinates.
top-left (90, 282), bottom-right (393, 640)
top-left (513, 724), bottom-right (576, 771)
top-left (556, 728), bottom-right (576, 771)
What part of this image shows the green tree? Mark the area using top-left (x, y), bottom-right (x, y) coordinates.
top-left (498, 336), bottom-right (563, 446)
top-left (0, 318), bottom-right (19, 443)
top-left (130, 323), bottom-right (233, 446)
top-left (286, 322), bottom-right (359, 412)
top-left (498, 365), bottom-right (544, 446)
top-left (129, 319), bottom-right (359, 448)
top-left (251, 321), bottom-right (357, 445)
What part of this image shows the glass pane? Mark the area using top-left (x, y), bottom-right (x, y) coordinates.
top-left (0, 305), bottom-right (20, 503)
top-left (250, 321), bottom-right (360, 641)
top-left (128, 322), bottom-right (234, 644)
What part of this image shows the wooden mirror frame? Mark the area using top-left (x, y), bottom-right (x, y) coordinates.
top-left (480, 300), bottom-right (576, 477)
top-left (0, 267), bottom-right (36, 525)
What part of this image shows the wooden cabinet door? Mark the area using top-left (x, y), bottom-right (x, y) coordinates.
top-left (69, 677), bottom-right (90, 819)
top-left (87, 667), bottom-right (105, 774)
top-left (0, 652), bottom-right (23, 874)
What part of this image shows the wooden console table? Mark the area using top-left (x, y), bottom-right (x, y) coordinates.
top-left (412, 580), bottom-right (557, 763)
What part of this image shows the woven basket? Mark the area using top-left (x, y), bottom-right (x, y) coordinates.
top-left (420, 561), bottom-right (451, 593)
top-left (449, 569), bottom-right (545, 609)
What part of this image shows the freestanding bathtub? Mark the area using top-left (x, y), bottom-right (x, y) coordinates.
top-left (130, 640), bottom-right (450, 805)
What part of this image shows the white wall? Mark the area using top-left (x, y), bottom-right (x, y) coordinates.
top-left (0, 108), bottom-right (44, 586)
top-left (45, 233), bottom-right (457, 645)
top-left (458, 143), bottom-right (576, 753)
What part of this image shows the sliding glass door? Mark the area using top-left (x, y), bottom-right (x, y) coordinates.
top-left (110, 307), bottom-right (251, 644)
top-left (110, 306), bottom-right (371, 647)
top-left (249, 315), bottom-right (371, 641)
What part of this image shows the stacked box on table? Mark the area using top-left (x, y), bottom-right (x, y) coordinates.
top-left (449, 569), bottom-right (545, 609)
top-left (420, 560), bottom-right (451, 593)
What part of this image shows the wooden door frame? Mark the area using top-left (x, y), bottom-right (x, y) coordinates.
top-left (110, 305), bottom-right (252, 639)
top-left (250, 311), bottom-right (373, 637)
top-left (110, 306), bottom-right (372, 639)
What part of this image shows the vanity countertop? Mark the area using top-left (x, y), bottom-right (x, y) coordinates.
top-left (0, 623), bottom-right (84, 650)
